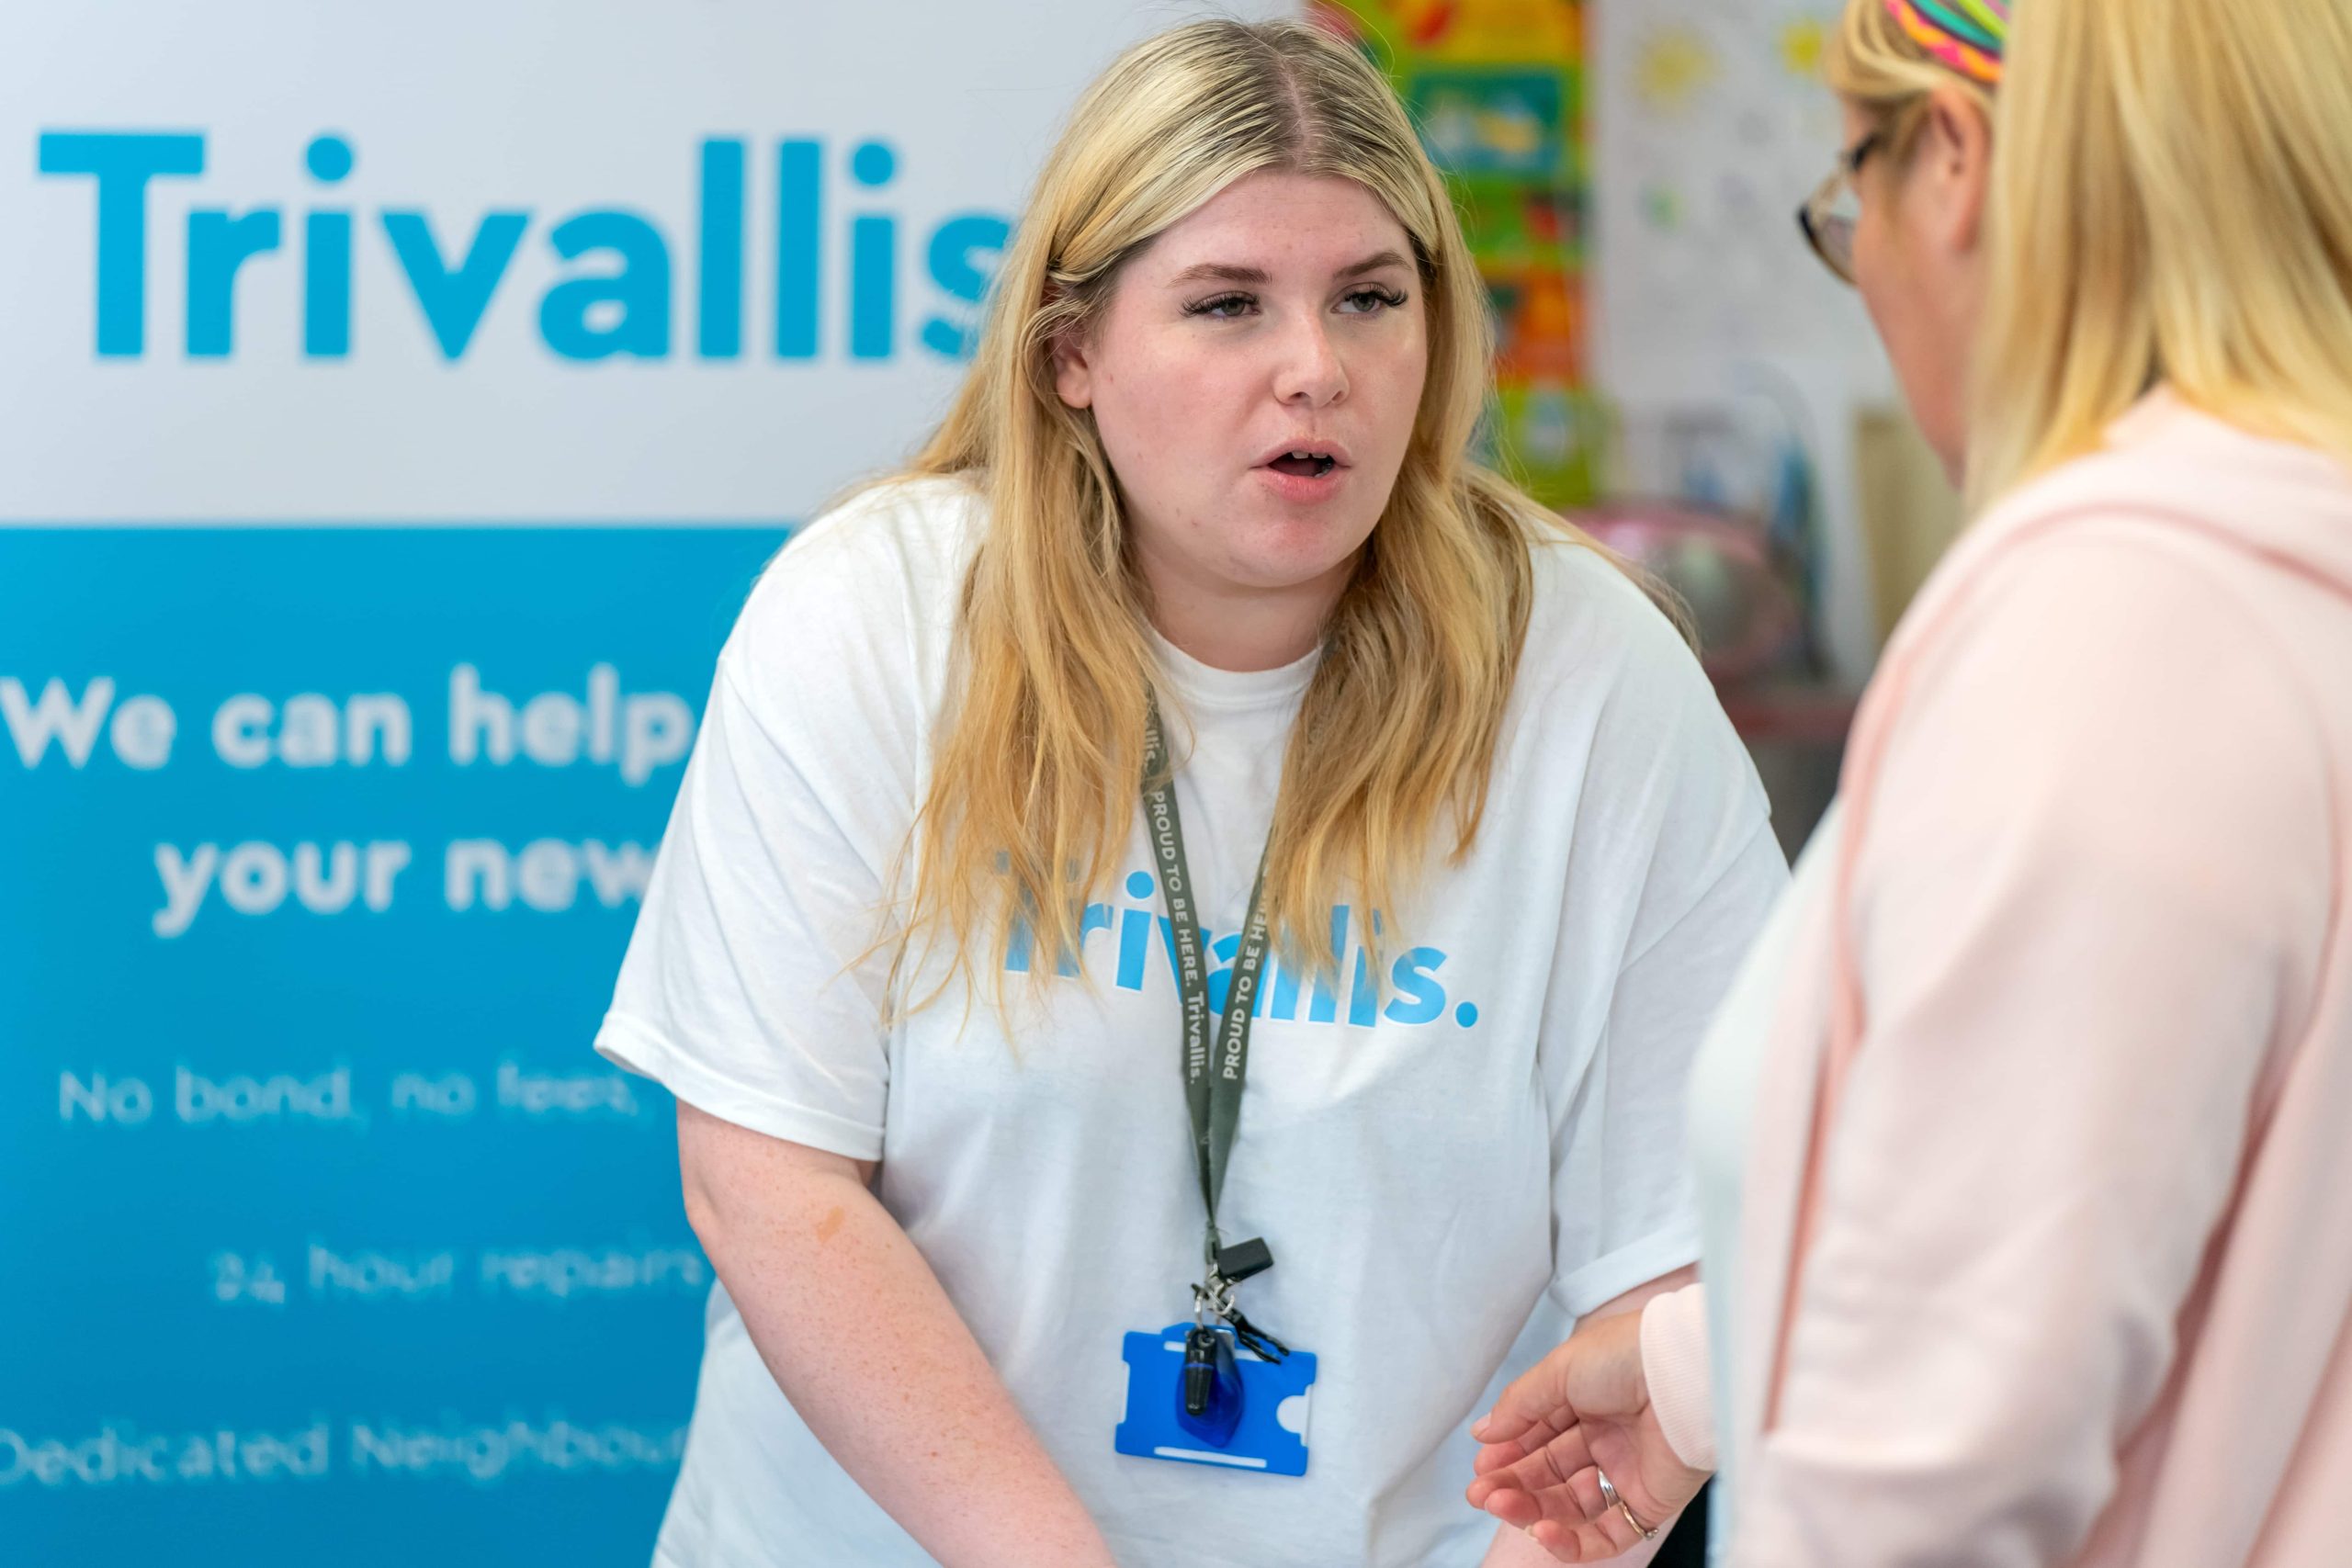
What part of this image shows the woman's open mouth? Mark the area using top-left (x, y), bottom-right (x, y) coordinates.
top-left (1250, 446), bottom-right (1345, 502)
top-left (1266, 451), bottom-right (1339, 478)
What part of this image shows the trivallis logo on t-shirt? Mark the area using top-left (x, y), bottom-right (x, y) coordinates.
top-left (1003, 869), bottom-right (1481, 1031)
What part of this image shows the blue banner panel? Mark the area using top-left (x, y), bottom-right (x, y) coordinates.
top-left (1, 526), bottom-right (789, 1566)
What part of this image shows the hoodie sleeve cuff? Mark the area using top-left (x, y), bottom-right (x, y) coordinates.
top-left (1639, 1282), bottom-right (1718, 1472)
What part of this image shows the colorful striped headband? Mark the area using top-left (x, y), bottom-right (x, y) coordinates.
top-left (1883, 0), bottom-right (2008, 85)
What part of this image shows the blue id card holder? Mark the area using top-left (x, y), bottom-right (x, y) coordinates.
top-left (1114, 1323), bottom-right (1316, 1476)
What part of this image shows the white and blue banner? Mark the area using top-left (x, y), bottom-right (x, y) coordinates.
top-left (0, 4), bottom-right (1281, 1562)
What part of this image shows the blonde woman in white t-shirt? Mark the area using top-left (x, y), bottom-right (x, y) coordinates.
top-left (596, 19), bottom-right (1785, 1568)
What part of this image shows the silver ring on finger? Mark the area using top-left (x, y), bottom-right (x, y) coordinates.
top-left (1593, 1466), bottom-right (1659, 1541)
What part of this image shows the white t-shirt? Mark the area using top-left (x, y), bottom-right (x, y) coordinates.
top-left (596, 476), bottom-right (1786, 1568)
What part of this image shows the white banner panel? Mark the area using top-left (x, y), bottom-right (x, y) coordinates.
top-left (1, 0), bottom-right (1290, 523)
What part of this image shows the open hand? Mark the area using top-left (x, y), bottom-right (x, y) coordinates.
top-left (1465, 1308), bottom-right (1710, 1562)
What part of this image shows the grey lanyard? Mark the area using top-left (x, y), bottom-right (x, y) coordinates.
top-left (1142, 695), bottom-right (1284, 1358)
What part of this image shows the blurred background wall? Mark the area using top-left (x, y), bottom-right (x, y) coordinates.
top-left (1, 3), bottom-right (1951, 1562)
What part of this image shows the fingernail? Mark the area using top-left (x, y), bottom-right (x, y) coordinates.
top-left (1470, 1416), bottom-right (1491, 1439)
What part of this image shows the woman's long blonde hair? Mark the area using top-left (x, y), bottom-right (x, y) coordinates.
top-left (888, 18), bottom-right (1571, 1008)
top-left (1829, 0), bottom-right (2352, 513)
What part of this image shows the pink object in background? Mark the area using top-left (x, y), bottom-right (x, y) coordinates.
top-left (1573, 501), bottom-right (1800, 683)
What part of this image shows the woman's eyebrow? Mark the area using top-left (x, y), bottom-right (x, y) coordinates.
top-left (1332, 249), bottom-right (1409, 280)
top-left (1164, 250), bottom-right (1410, 288)
top-left (1168, 262), bottom-right (1270, 286)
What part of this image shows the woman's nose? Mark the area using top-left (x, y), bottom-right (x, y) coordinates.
top-left (1272, 314), bottom-right (1347, 409)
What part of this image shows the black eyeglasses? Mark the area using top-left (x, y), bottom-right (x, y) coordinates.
top-left (1797, 130), bottom-right (1883, 287)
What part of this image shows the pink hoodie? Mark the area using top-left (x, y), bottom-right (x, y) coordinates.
top-left (1642, 391), bottom-right (2352, 1567)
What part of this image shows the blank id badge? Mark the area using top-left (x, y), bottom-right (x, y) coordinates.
top-left (1114, 1323), bottom-right (1316, 1476)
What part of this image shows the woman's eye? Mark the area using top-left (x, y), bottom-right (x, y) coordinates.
top-left (1184, 293), bottom-right (1256, 320)
top-left (1182, 288), bottom-right (1405, 320)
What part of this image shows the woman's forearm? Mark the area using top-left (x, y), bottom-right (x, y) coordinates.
top-left (679, 1102), bottom-right (1117, 1568)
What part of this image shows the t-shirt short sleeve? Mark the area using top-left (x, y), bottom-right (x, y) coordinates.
top-left (594, 492), bottom-right (938, 1161)
top-left (1532, 547), bottom-right (1789, 1320)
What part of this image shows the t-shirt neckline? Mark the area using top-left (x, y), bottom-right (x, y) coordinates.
top-left (1147, 626), bottom-right (1321, 713)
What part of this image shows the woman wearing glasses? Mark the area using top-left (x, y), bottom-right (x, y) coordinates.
top-left (1468, 0), bottom-right (2352, 1563)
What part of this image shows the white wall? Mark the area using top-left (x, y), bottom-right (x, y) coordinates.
top-left (1589, 0), bottom-right (1898, 682)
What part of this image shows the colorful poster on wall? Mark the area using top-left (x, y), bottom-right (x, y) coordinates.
top-left (1315, 0), bottom-right (1598, 506)
top-left (1596, 0), bottom-right (1862, 370)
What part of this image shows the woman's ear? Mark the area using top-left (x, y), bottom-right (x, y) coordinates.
top-left (1917, 83), bottom-right (1994, 257)
top-left (1051, 323), bottom-right (1094, 411)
